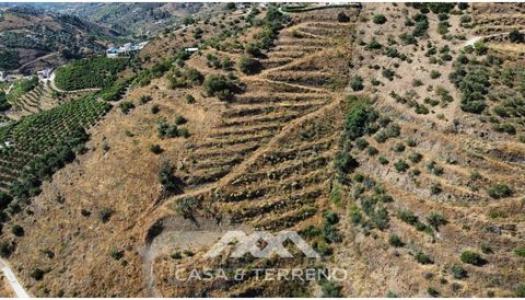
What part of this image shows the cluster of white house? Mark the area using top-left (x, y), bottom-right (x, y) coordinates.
top-left (0, 68), bottom-right (53, 83)
top-left (106, 41), bottom-right (148, 58)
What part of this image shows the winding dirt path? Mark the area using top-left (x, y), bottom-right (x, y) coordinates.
top-left (48, 72), bottom-right (101, 94)
top-left (464, 30), bottom-right (525, 47)
top-left (15, 52), bottom-right (58, 73)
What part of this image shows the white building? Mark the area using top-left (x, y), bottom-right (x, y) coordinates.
top-left (106, 41), bottom-right (148, 58)
top-left (184, 47), bottom-right (199, 53)
top-left (37, 68), bottom-right (53, 81)
top-left (106, 47), bottom-right (119, 58)
top-left (0, 141), bottom-right (13, 149)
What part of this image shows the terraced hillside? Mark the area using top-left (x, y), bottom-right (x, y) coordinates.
top-left (0, 3), bottom-right (524, 298)
top-left (472, 3), bottom-right (525, 35)
top-left (5, 83), bottom-right (57, 116)
top-left (144, 6), bottom-right (356, 297)
top-left (332, 3), bottom-right (524, 297)
top-left (0, 96), bottom-right (110, 195)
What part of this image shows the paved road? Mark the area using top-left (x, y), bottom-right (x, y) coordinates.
top-left (0, 259), bottom-right (30, 298)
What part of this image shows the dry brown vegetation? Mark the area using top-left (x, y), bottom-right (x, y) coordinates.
top-left (0, 3), bottom-right (524, 298)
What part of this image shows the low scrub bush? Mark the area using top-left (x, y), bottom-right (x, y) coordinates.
top-left (487, 184), bottom-right (513, 199)
top-left (460, 250), bottom-right (486, 266)
top-left (203, 74), bottom-right (243, 101)
top-left (238, 56), bottom-right (262, 75)
top-left (373, 14), bottom-right (387, 24)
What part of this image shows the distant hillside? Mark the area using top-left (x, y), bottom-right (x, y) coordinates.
top-left (0, 6), bottom-right (121, 73)
top-left (4, 3), bottom-right (217, 38)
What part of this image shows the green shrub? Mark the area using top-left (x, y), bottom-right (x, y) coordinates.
top-left (373, 14), bottom-right (387, 24)
top-left (140, 95), bottom-right (153, 104)
top-left (0, 92), bottom-right (11, 111)
top-left (175, 116), bottom-right (187, 125)
top-left (516, 284), bottom-right (525, 297)
top-left (514, 247), bottom-right (525, 257)
top-left (178, 127), bottom-right (190, 138)
top-left (438, 13), bottom-right (449, 21)
top-left (415, 251), bottom-right (433, 264)
top-left (427, 161), bottom-right (444, 176)
top-left (350, 76), bottom-right (364, 91)
top-left (344, 99), bottom-right (377, 139)
top-left (30, 268), bottom-right (45, 281)
top-left (151, 105), bottom-right (160, 114)
top-left (389, 234), bottom-right (404, 247)
top-left (386, 291), bottom-right (398, 298)
top-left (398, 209), bottom-right (418, 225)
top-left (413, 14), bottom-right (429, 37)
top-left (394, 160), bottom-right (409, 172)
top-left (494, 123), bottom-right (516, 135)
top-left (474, 41), bottom-right (488, 55)
top-left (367, 38), bottom-right (383, 50)
top-left (158, 121), bottom-right (180, 138)
top-left (430, 70), bottom-right (441, 79)
top-left (324, 210), bottom-right (339, 225)
top-left (427, 287), bottom-right (439, 297)
top-left (371, 206), bottom-right (390, 230)
top-left (0, 192), bottom-right (12, 210)
top-left (337, 11), bottom-right (350, 23)
top-left (426, 212), bottom-right (447, 229)
top-left (150, 144), bottom-right (163, 154)
top-left (392, 142), bottom-right (405, 152)
top-left (437, 21), bottom-right (450, 35)
top-left (159, 160), bottom-right (182, 194)
top-left (0, 241), bottom-right (13, 258)
top-left (167, 67), bottom-right (204, 88)
top-left (203, 74), bottom-right (241, 101)
top-left (399, 33), bottom-right (417, 45)
top-left (110, 248), bottom-right (124, 260)
top-left (408, 152), bottom-right (423, 163)
top-left (245, 43), bottom-right (262, 57)
top-left (415, 104), bottom-right (429, 115)
top-left (367, 146), bottom-right (379, 156)
top-left (487, 184), bottom-right (513, 199)
top-left (335, 151), bottom-right (358, 175)
top-left (458, 3), bottom-right (469, 10)
top-left (11, 224), bottom-right (24, 237)
top-left (460, 250), bottom-right (485, 266)
top-left (222, 57), bottom-right (234, 70)
top-left (238, 56), bottom-right (262, 75)
top-left (99, 207), bottom-right (114, 223)
top-left (430, 183), bottom-right (442, 195)
top-left (509, 30), bottom-right (524, 43)
top-left (382, 68), bottom-right (395, 81)
top-left (355, 138), bottom-right (369, 150)
top-left (378, 156), bottom-right (389, 165)
top-left (186, 94), bottom-right (196, 104)
top-left (451, 265), bottom-right (468, 279)
top-left (320, 280), bottom-right (342, 297)
top-left (349, 205), bottom-right (362, 225)
top-left (119, 101), bottom-right (135, 114)
top-left (427, 3), bottom-right (455, 13)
